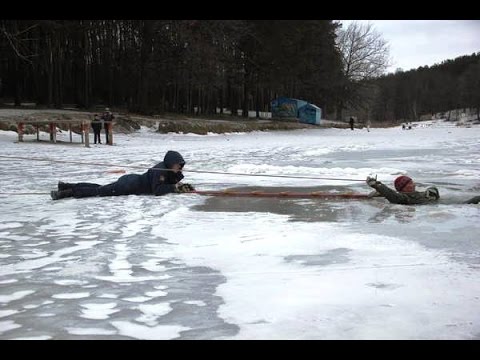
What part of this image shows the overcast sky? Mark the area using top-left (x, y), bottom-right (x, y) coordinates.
top-left (338, 20), bottom-right (480, 73)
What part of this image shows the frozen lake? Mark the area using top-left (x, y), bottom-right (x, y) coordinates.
top-left (0, 121), bottom-right (479, 339)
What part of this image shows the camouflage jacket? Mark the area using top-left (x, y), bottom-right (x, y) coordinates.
top-left (464, 195), bottom-right (480, 204)
top-left (372, 182), bottom-right (440, 205)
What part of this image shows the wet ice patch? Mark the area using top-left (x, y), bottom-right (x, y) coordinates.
top-left (303, 148), bottom-right (335, 156)
top-left (66, 327), bottom-right (117, 336)
top-left (111, 320), bottom-right (189, 340)
top-left (0, 222), bottom-right (23, 230)
top-left (94, 243), bottom-right (162, 283)
top-left (0, 310), bottom-right (19, 318)
top-left (145, 290), bottom-right (167, 297)
top-left (95, 274), bottom-right (161, 283)
top-left (22, 241), bottom-right (50, 247)
top-left (119, 213), bottom-right (152, 238)
top-left (20, 250), bottom-right (48, 259)
top-left (141, 259), bottom-right (168, 272)
top-left (98, 294), bottom-right (118, 299)
top-left (366, 282), bottom-right (403, 290)
top-left (80, 303), bottom-right (119, 320)
top-left (0, 241), bottom-right (100, 277)
top-left (52, 292), bottom-right (90, 300)
top-left (0, 278), bottom-right (17, 285)
top-left (0, 290), bottom-right (35, 304)
top-left (136, 303), bottom-right (172, 326)
top-left (184, 301), bottom-right (207, 307)
top-left (57, 260), bottom-right (103, 277)
top-left (54, 279), bottom-right (87, 286)
top-left (42, 267), bottom-right (63, 271)
top-left (5, 235), bottom-right (36, 241)
top-left (12, 335), bottom-right (52, 340)
top-left (23, 304), bottom-right (42, 309)
top-left (123, 296), bottom-right (151, 303)
top-left (0, 320), bottom-right (22, 334)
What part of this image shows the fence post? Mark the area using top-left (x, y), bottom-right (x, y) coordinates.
top-left (17, 122), bottom-right (24, 142)
top-left (108, 122), bottom-right (113, 145)
top-left (83, 121), bottom-right (90, 148)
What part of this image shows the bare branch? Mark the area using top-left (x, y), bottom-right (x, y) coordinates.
top-left (1, 27), bottom-right (33, 63)
top-left (337, 21), bottom-right (391, 81)
top-left (0, 23), bottom-right (39, 64)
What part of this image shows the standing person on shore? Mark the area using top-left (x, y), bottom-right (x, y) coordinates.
top-left (101, 107), bottom-right (115, 145)
top-left (91, 114), bottom-right (102, 144)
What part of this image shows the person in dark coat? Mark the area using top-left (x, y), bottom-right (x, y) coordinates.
top-left (91, 114), bottom-right (102, 144)
top-left (101, 107), bottom-right (115, 144)
top-left (349, 117), bottom-right (355, 130)
top-left (51, 150), bottom-right (195, 200)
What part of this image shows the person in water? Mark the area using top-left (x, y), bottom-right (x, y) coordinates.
top-left (366, 175), bottom-right (480, 205)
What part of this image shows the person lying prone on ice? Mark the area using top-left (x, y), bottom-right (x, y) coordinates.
top-left (51, 150), bottom-right (195, 200)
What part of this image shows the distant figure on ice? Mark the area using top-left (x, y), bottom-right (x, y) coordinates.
top-left (101, 107), bottom-right (115, 145)
top-left (366, 119), bottom-right (371, 132)
top-left (91, 114), bottom-right (102, 144)
top-left (366, 175), bottom-right (480, 205)
top-left (349, 116), bottom-right (355, 130)
top-left (51, 150), bottom-right (195, 200)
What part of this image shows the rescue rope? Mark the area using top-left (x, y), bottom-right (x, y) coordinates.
top-left (0, 190), bottom-right (370, 198)
top-left (0, 192), bottom-right (50, 195)
top-left (192, 190), bottom-right (369, 199)
top-left (0, 154), bottom-right (367, 182)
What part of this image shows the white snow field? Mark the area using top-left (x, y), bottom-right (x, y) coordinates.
top-left (0, 119), bottom-right (479, 339)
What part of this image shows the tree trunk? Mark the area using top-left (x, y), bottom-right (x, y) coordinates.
top-left (336, 101), bottom-right (344, 121)
top-left (412, 99), bottom-right (418, 121)
top-left (48, 40), bottom-right (53, 107)
top-left (14, 57), bottom-right (22, 106)
top-left (255, 83), bottom-right (260, 118)
top-left (196, 87), bottom-right (201, 115)
top-left (161, 87), bottom-right (166, 113)
top-left (84, 30), bottom-right (90, 109)
top-left (219, 86), bottom-right (224, 114)
top-left (242, 72), bottom-right (249, 118)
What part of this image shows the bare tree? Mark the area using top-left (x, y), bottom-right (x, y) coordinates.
top-left (338, 21), bottom-right (390, 81)
top-left (336, 21), bottom-right (390, 119)
top-left (0, 21), bottom-right (39, 64)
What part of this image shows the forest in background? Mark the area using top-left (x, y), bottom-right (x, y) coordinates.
top-left (1, 20), bottom-right (479, 123)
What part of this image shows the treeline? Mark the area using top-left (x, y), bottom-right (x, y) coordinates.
top-left (2, 20), bottom-right (479, 123)
top-left (354, 52), bottom-right (480, 122)
top-left (0, 20), bottom-right (343, 117)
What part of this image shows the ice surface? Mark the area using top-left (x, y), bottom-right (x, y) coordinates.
top-left (0, 120), bottom-right (479, 339)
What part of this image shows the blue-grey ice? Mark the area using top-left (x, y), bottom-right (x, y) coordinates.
top-left (0, 118), bottom-right (479, 339)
